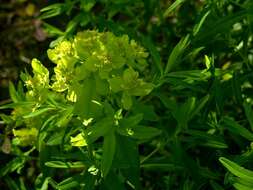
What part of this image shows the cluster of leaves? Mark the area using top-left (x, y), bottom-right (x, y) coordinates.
top-left (2, 0), bottom-right (253, 189)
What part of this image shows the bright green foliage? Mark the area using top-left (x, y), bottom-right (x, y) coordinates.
top-left (2, 0), bottom-right (253, 189)
top-left (219, 157), bottom-right (253, 190)
top-left (47, 30), bottom-right (153, 110)
top-left (13, 128), bottom-right (38, 146)
top-left (0, 30), bottom-right (159, 189)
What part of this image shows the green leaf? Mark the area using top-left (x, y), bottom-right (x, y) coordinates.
top-left (101, 131), bottom-right (116, 178)
top-left (156, 93), bottom-right (177, 110)
top-left (23, 107), bottom-right (55, 119)
top-left (193, 10), bottom-right (249, 45)
top-left (229, 176), bottom-right (253, 190)
top-left (95, 77), bottom-right (109, 95)
top-left (102, 171), bottom-right (126, 190)
top-left (123, 68), bottom-right (139, 84)
top-left (199, 167), bottom-right (221, 180)
top-left (243, 102), bottom-right (253, 131)
top-left (65, 13), bottom-right (84, 34)
top-left (0, 113), bottom-right (13, 125)
top-left (4, 176), bottom-right (20, 190)
top-left (193, 11), bottom-right (211, 36)
top-left (222, 117), bottom-right (253, 141)
top-left (129, 82), bottom-right (154, 96)
top-left (132, 103), bottom-right (158, 121)
top-left (233, 183), bottom-right (253, 190)
top-left (185, 129), bottom-right (228, 149)
top-left (114, 135), bottom-right (140, 189)
top-left (232, 72), bottom-right (243, 105)
top-left (80, 0), bottom-right (96, 12)
top-left (45, 161), bottom-right (86, 169)
top-left (114, 135), bottom-right (139, 168)
top-left (0, 157), bottom-right (25, 177)
top-left (43, 22), bottom-right (64, 37)
top-left (46, 130), bottom-right (65, 146)
top-left (86, 117), bottom-right (114, 143)
top-left (163, 0), bottom-right (186, 18)
top-left (121, 92), bottom-right (132, 110)
top-left (40, 178), bottom-right (49, 190)
top-left (9, 82), bottom-right (18, 103)
top-left (74, 78), bottom-right (97, 119)
top-left (172, 97), bottom-right (196, 130)
top-left (219, 157), bottom-right (253, 181)
top-left (120, 113), bottom-right (143, 129)
top-left (57, 177), bottom-right (80, 190)
top-left (189, 94), bottom-right (209, 120)
top-left (141, 163), bottom-right (183, 171)
top-left (39, 3), bottom-right (66, 19)
top-left (19, 177), bottom-right (27, 190)
top-left (108, 77), bottom-right (124, 92)
top-left (165, 35), bottom-right (190, 73)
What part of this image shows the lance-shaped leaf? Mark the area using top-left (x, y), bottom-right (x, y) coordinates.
top-left (101, 131), bottom-right (116, 178)
top-left (228, 176), bottom-right (253, 190)
top-left (243, 102), bottom-right (253, 131)
top-left (219, 157), bottom-right (253, 181)
top-left (74, 78), bottom-right (102, 119)
top-left (222, 117), bottom-right (253, 141)
top-left (45, 161), bottom-right (86, 169)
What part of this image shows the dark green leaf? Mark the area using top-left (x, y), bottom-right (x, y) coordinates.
top-left (243, 102), bottom-right (253, 131)
top-left (165, 35), bottom-right (189, 73)
top-left (223, 117), bottom-right (253, 141)
top-left (101, 131), bottom-right (116, 178)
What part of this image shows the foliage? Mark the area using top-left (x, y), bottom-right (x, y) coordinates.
top-left (1, 30), bottom-right (159, 189)
top-left (1, 0), bottom-right (253, 189)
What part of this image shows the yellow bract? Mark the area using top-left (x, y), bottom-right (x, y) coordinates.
top-left (70, 133), bottom-right (88, 147)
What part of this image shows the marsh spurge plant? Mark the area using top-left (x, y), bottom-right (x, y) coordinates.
top-left (6, 30), bottom-right (161, 189)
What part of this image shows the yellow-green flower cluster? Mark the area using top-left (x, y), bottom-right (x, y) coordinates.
top-left (13, 128), bottom-right (38, 146)
top-left (47, 30), bottom-right (153, 109)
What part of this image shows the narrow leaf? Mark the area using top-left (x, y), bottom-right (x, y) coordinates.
top-left (163, 0), bottom-right (186, 18)
top-left (101, 131), bottom-right (116, 178)
top-left (193, 11), bottom-right (211, 36)
top-left (189, 94), bottom-right (209, 120)
top-left (23, 107), bottom-right (55, 119)
top-left (165, 35), bottom-right (190, 73)
top-left (57, 177), bottom-right (79, 190)
top-left (45, 161), bottom-right (86, 169)
top-left (223, 117), bottom-right (253, 141)
top-left (9, 82), bottom-right (18, 103)
top-left (243, 102), bottom-right (253, 131)
top-left (219, 157), bottom-right (253, 181)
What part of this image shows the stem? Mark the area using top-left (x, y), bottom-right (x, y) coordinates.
top-left (140, 144), bottom-right (160, 164)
